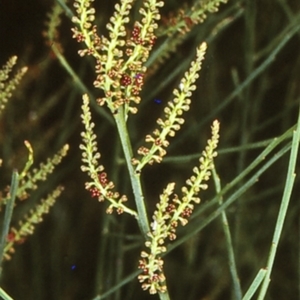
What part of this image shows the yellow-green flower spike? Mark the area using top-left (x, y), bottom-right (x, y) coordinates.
top-left (15, 144), bottom-right (69, 201)
top-left (138, 120), bottom-right (220, 294)
top-left (4, 186), bottom-right (64, 261)
top-left (0, 56), bottom-right (27, 113)
top-left (72, 0), bottom-right (163, 115)
top-left (80, 94), bottom-right (137, 217)
top-left (134, 42), bottom-right (208, 172)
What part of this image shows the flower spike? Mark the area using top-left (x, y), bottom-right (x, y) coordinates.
top-left (0, 56), bottom-right (27, 114)
top-left (4, 186), bottom-right (64, 261)
top-left (80, 94), bottom-right (137, 217)
top-left (72, 0), bottom-right (163, 115)
top-left (133, 42), bottom-right (208, 171)
top-left (138, 120), bottom-right (220, 294)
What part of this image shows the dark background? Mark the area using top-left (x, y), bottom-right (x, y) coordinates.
top-left (0, 0), bottom-right (300, 299)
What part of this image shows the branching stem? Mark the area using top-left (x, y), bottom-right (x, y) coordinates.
top-left (114, 107), bottom-right (150, 238)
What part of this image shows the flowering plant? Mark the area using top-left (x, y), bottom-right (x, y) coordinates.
top-left (72, 0), bottom-right (222, 297)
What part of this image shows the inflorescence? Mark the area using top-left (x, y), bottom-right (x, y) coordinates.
top-left (138, 120), bottom-right (220, 294)
top-left (80, 94), bottom-right (137, 217)
top-left (132, 43), bottom-right (207, 171)
top-left (73, 0), bottom-right (222, 295)
top-left (72, 0), bottom-right (164, 115)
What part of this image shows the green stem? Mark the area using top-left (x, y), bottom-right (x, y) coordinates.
top-left (114, 107), bottom-right (150, 237)
top-left (242, 269), bottom-right (266, 300)
top-left (212, 168), bottom-right (242, 300)
top-left (199, 17), bottom-right (300, 127)
top-left (158, 291), bottom-right (170, 300)
top-left (51, 43), bottom-right (113, 125)
top-left (0, 287), bottom-right (14, 300)
top-left (168, 142), bottom-right (291, 253)
top-left (114, 109), bottom-right (172, 299)
top-left (257, 104), bottom-right (300, 299)
top-left (55, 0), bottom-right (74, 19)
top-left (0, 170), bottom-right (19, 275)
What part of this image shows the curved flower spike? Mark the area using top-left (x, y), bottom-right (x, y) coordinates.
top-left (138, 120), bottom-right (220, 294)
top-left (80, 94), bottom-right (137, 217)
top-left (133, 42), bottom-right (207, 172)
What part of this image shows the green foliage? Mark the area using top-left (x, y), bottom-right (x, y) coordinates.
top-left (0, 0), bottom-right (300, 299)
top-left (0, 54), bottom-right (69, 297)
top-left (0, 139), bottom-right (69, 261)
top-left (4, 185), bottom-right (64, 261)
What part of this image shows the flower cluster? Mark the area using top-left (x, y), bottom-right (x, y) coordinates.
top-left (80, 94), bottom-right (137, 217)
top-left (72, 0), bottom-right (163, 115)
top-left (86, 171), bottom-right (129, 215)
top-left (0, 53), bottom-right (69, 260)
top-left (148, 0), bottom-right (227, 77)
top-left (0, 56), bottom-right (27, 113)
top-left (13, 144), bottom-right (69, 202)
top-left (181, 120), bottom-right (220, 206)
top-left (138, 120), bottom-right (220, 294)
top-left (43, 0), bottom-right (64, 52)
top-left (0, 56), bottom-right (27, 199)
top-left (159, 0), bottom-right (228, 36)
top-left (4, 186), bottom-right (64, 260)
top-left (138, 182), bottom-right (175, 294)
top-left (71, 0), bottom-right (224, 296)
top-left (132, 42), bottom-right (207, 172)
top-left (0, 143), bottom-right (69, 207)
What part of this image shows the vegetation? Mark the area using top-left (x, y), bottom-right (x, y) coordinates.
top-left (0, 0), bottom-right (299, 299)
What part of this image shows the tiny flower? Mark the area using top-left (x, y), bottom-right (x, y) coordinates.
top-left (120, 74), bottom-right (132, 86)
top-left (89, 187), bottom-right (101, 198)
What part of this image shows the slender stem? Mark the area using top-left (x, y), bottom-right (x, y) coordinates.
top-left (55, 0), bottom-right (74, 19)
top-left (114, 107), bottom-right (150, 237)
top-left (257, 104), bottom-right (300, 299)
top-left (114, 109), bottom-right (171, 299)
top-left (190, 124), bottom-right (295, 222)
top-left (242, 269), bottom-right (267, 300)
top-left (168, 142), bottom-right (291, 253)
top-left (0, 287), bottom-right (14, 300)
top-left (212, 168), bottom-right (242, 300)
top-left (158, 291), bottom-right (170, 300)
top-left (92, 270), bottom-right (141, 300)
top-left (51, 42), bottom-right (113, 124)
top-left (0, 170), bottom-right (19, 275)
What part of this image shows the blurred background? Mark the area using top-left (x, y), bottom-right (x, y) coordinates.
top-left (0, 0), bottom-right (300, 299)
